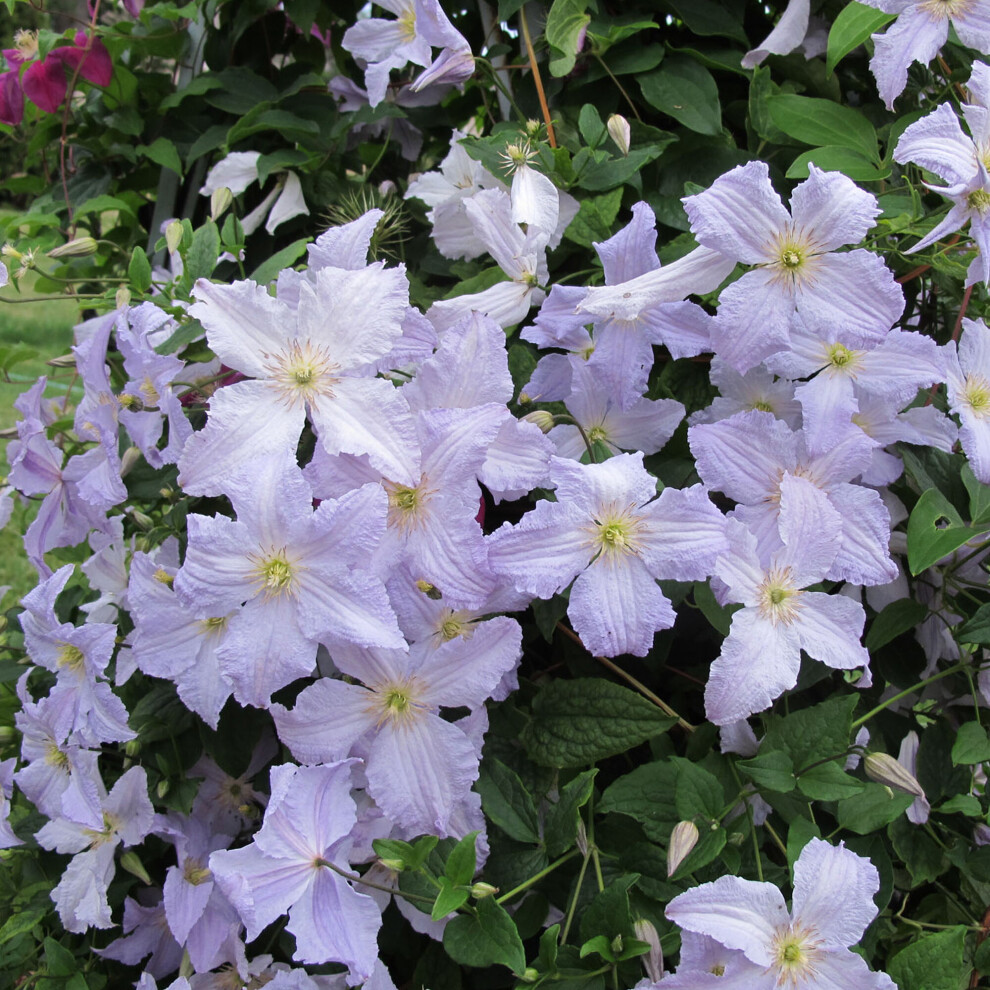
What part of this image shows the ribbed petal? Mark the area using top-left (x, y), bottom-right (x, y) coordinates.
top-left (796, 593), bottom-right (869, 671)
top-left (710, 269), bottom-right (794, 373)
top-left (893, 103), bottom-right (979, 186)
top-left (870, 7), bottom-right (948, 110)
top-left (272, 679), bottom-right (377, 763)
top-left (596, 201), bottom-right (660, 283)
top-left (790, 165), bottom-right (881, 251)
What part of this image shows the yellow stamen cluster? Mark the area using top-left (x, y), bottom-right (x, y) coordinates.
top-left (56, 643), bottom-right (85, 672)
top-left (961, 373), bottom-right (990, 418)
top-left (264, 340), bottom-right (340, 408)
top-left (251, 548), bottom-right (297, 598)
top-left (757, 567), bottom-right (804, 626)
top-left (369, 677), bottom-right (429, 729)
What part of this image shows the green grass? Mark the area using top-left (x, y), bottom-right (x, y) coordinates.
top-left (0, 273), bottom-right (80, 600)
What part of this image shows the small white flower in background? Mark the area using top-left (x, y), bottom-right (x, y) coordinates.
top-left (199, 151), bottom-right (308, 235)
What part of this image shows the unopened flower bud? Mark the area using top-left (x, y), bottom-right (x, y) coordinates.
top-left (379, 857), bottom-right (405, 873)
top-left (667, 820), bottom-right (700, 877)
top-left (610, 934), bottom-right (624, 955)
top-left (525, 118), bottom-right (542, 138)
top-left (0, 725), bottom-right (15, 745)
top-left (165, 220), bottom-right (184, 255)
top-left (49, 236), bottom-right (98, 258)
top-left (607, 114), bottom-right (631, 156)
top-left (864, 752), bottom-right (926, 798)
top-left (576, 819), bottom-right (589, 857)
top-left (46, 352), bottom-right (76, 368)
top-left (127, 508), bottom-right (154, 531)
top-left (157, 778), bottom-right (170, 798)
top-left (119, 445), bottom-right (142, 477)
top-left (378, 180), bottom-right (397, 197)
top-left (520, 968), bottom-right (540, 984)
top-left (471, 881), bottom-right (498, 900)
top-left (115, 286), bottom-right (131, 309)
top-left (523, 409), bottom-right (555, 434)
top-left (120, 850), bottom-right (152, 884)
top-left (633, 918), bottom-right (663, 983)
top-left (124, 740), bottom-right (141, 757)
top-left (211, 186), bottom-right (233, 221)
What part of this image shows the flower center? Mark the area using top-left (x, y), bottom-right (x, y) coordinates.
top-left (498, 140), bottom-right (538, 174)
top-left (183, 858), bottom-right (212, 885)
top-left (45, 741), bottom-right (70, 770)
top-left (13, 30), bottom-right (38, 60)
top-left (83, 812), bottom-right (119, 848)
top-left (139, 376), bottom-right (160, 405)
top-left (780, 247), bottom-right (802, 268)
top-left (968, 189), bottom-right (990, 215)
top-left (587, 425), bottom-right (608, 443)
top-left (589, 503), bottom-right (644, 560)
top-left (757, 567), bottom-right (804, 626)
top-left (826, 342), bottom-right (857, 369)
top-left (962, 373), bottom-right (990, 418)
top-left (153, 568), bottom-right (174, 585)
top-left (370, 677), bottom-right (429, 728)
top-left (752, 399), bottom-right (775, 413)
top-left (397, 4), bottom-right (417, 42)
top-left (264, 339), bottom-right (341, 408)
top-left (251, 548), bottom-right (297, 598)
top-left (56, 643), bottom-right (85, 672)
top-left (385, 478), bottom-right (436, 533)
top-left (920, 0), bottom-right (971, 19)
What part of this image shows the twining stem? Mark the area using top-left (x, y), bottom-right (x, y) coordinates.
top-left (496, 849), bottom-right (580, 904)
top-left (557, 623), bottom-right (696, 732)
top-left (519, 6), bottom-right (557, 147)
top-left (851, 663), bottom-right (968, 728)
top-left (559, 852), bottom-right (591, 944)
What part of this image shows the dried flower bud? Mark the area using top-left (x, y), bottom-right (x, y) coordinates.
top-left (49, 236), bottom-right (98, 258)
top-left (667, 820), bottom-right (700, 877)
top-left (634, 918), bottom-right (663, 982)
top-left (115, 286), bottom-right (132, 309)
top-left (211, 186), bottom-right (233, 221)
top-left (864, 752), bottom-right (926, 798)
top-left (523, 409), bottom-right (555, 434)
top-left (607, 114), bottom-right (631, 156)
top-left (119, 445), bottom-right (143, 477)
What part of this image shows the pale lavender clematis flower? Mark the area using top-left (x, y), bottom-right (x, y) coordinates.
top-left (682, 162), bottom-right (903, 372)
top-left (487, 453), bottom-right (728, 657)
top-left (272, 624), bottom-right (519, 835)
top-left (689, 409), bottom-right (898, 586)
top-left (688, 358), bottom-right (802, 430)
top-left (944, 317), bottom-right (990, 481)
top-left (897, 731), bottom-right (931, 825)
top-left (175, 452), bottom-right (403, 708)
top-left (341, 0), bottom-right (472, 107)
top-left (741, 0), bottom-right (809, 68)
top-left (893, 91), bottom-right (990, 286)
top-left (36, 766), bottom-right (154, 933)
top-left (766, 318), bottom-right (944, 454)
top-left (666, 838), bottom-right (894, 989)
top-left (548, 360), bottom-right (685, 461)
top-left (177, 258), bottom-right (418, 495)
top-left (861, 0), bottom-right (990, 109)
top-left (0, 758), bottom-right (22, 848)
top-left (209, 761), bottom-right (382, 978)
top-left (657, 931), bottom-right (763, 987)
top-left (705, 478), bottom-right (870, 725)
top-left (406, 129), bottom-right (507, 258)
top-left (97, 895), bottom-right (184, 979)
top-left (20, 564), bottom-right (134, 743)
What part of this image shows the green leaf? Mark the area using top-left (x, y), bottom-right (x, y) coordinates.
top-left (477, 760), bottom-right (541, 844)
top-left (579, 934), bottom-right (616, 963)
top-left (963, 462), bottom-right (990, 526)
top-left (939, 793), bottom-right (982, 816)
top-left (545, 0), bottom-right (594, 76)
top-left (443, 896), bottom-right (526, 975)
top-left (544, 769), bottom-right (597, 857)
top-left (579, 103), bottom-right (607, 148)
top-left (890, 817), bottom-right (946, 887)
top-left (785, 146), bottom-right (890, 183)
top-left (0, 344), bottom-right (40, 374)
top-left (762, 694), bottom-right (859, 768)
top-left (887, 927), bottom-right (968, 990)
top-left (128, 247), bottom-right (153, 293)
top-left (767, 94), bottom-right (879, 162)
top-left (599, 760), bottom-right (680, 841)
top-left (693, 580), bottom-right (737, 636)
top-left (837, 783), bottom-right (914, 834)
top-left (579, 873), bottom-right (636, 942)
top-left (154, 317), bottom-right (205, 355)
top-left (44, 937), bottom-right (76, 978)
top-left (249, 239), bottom-right (310, 285)
top-left (563, 187), bottom-right (623, 247)
top-left (786, 817), bottom-right (820, 871)
top-left (74, 194), bottom-right (137, 219)
top-left (576, 142), bottom-right (671, 191)
top-left (826, 2), bottom-right (896, 76)
top-left (137, 137), bottom-right (183, 176)
top-left (639, 56), bottom-right (722, 136)
top-left (0, 909), bottom-right (45, 945)
top-left (432, 878), bottom-right (470, 921)
top-left (951, 722), bottom-right (990, 765)
top-left (958, 603), bottom-right (990, 645)
top-left (539, 924), bottom-right (560, 972)
top-left (664, 0), bottom-right (747, 44)
top-left (737, 750), bottom-right (796, 793)
top-left (865, 598), bottom-right (930, 651)
top-left (185, 220), bottom-right (221, 283)
top-left (796, 762), bottom-right (864, 801)
top-left (906, 488), bottom-right (979, 575)
top-left (373, 835), bottom-right (438, 871)
top-left (521, 678), bottom-right (677, 767)
top-left (445, 832), bottom-right (479, 887)
top-left (673, 759), bottom-right (724, 821)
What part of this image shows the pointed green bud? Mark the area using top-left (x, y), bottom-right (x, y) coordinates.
top-left (120, 850), bottom-right (152, 885)
top-left (864, 752), bottom-right (925, 798)
top-left (471, 881), bottom-right (498, 900)
top-left (520, 968), bottom-right (540, 983)
top-left (49, 236), bottom-right (98, 258)
top-left (522, 410), bottom-right (555, 434)
top-left (667, 820), bottom-right (699, 877)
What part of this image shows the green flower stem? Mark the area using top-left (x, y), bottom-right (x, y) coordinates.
top-left (851, 663), bottom-right (968, 729)
top-left (324, 861), bottom-right (435, 905)
top-left (495, 849), bottom-right (580, 904)
top-left (559, 853), bottom-right (591, 945)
